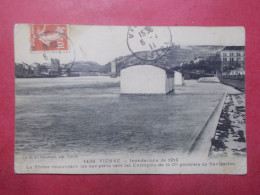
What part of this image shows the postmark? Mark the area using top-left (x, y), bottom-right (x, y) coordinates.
top-left (127, 26), bottom-right (172, 61)
top-left (31, 24), bottom-right (69, 52)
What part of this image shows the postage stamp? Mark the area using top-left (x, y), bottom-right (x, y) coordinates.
top-left (127, 26), bottom-right (172, 61)
top-left (30, 24), bottom-right (69, 52)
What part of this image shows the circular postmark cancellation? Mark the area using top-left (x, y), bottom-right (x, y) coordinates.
top-left (127, 26), bottom-right (172, 61)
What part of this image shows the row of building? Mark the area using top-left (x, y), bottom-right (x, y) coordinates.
top-left (15, 62), bottom-right (51, 78)
top-left (15, 59), bottom-right (75, 78)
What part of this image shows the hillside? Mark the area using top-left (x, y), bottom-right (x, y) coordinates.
top-left (66, 61), bottom-right (102, 73)
top-left (101, 45), bottom-right (224, 74)
top-left (16, 45), bottom-right (224, 77)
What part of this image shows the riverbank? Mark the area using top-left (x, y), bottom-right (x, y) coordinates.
top-left (218, 77), bottom-right (245, 92)
top-left (209, 93), bottom-right (246, 158)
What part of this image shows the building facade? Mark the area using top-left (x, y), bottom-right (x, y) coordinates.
top-left (219, 46), bottom-right (245, 75)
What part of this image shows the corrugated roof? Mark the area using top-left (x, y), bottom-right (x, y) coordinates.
top-left (121, 64), bottom-right (175, 77)
top-left (221, 46), bottom-right (245, 51)
top-left (123, 64), bottom-right (175, 75)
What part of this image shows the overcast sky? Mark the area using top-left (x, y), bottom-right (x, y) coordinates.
top-left (15, 25), bottom-right (245, 65)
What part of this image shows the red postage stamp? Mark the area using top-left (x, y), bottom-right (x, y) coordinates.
top-left (30, 24), bottom-right (69, 52)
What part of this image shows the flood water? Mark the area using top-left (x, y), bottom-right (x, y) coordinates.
top-left (15, 76), bottom-right (239, 156)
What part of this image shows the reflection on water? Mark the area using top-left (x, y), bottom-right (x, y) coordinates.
top-left (15, 76), bottom-right (239, 156)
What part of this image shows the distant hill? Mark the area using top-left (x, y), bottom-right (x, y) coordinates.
top-left (66, 61), bottom-right (102, 73)
top-left (101, 45), bottom-right (224, 74)
top-left (63, 45), bottom-right (224, 75)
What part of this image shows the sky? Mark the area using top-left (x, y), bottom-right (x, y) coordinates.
top-left (15, 24), bottom-right (245, 65)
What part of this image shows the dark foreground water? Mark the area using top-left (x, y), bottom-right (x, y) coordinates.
top-left (15, 76), bottom-right (239, 156)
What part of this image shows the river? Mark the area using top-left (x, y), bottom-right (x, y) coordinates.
top-left (15, 76), bottom-right (240, 156)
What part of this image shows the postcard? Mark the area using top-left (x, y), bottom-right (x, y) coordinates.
top-left (15, 24), bottom-right (246, 174)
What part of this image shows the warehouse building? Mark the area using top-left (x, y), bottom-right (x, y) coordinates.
top-left (120, 65), bottom-right (175, 94)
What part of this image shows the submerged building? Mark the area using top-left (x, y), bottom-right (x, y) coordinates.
top-left (120, 65), bottom-right (175, 94)
top-left (174, 71), bottom-right (184, 86)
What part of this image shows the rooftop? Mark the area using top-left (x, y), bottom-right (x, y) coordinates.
top-left (221, 46), bottom-right (245, 51)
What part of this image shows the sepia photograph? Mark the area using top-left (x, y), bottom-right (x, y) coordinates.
top-left (15, 24), bottom-right (246, 174)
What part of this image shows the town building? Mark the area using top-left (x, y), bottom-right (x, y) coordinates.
top-left (120, 65), bottom-right (175, 94)
top-left (15, 62), bottom-right (32, 78)
top-left (50, 58), bottom-right (60, 76)
top-left (219, 46), bottom-right (245, 75)
top-left (30, 63), bottom-right (41, 77)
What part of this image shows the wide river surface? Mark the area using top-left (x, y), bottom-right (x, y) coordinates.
top-left (15, 76), bottom-right (239, 156)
